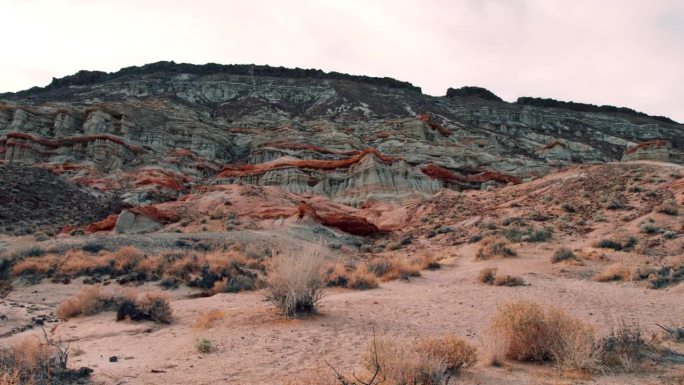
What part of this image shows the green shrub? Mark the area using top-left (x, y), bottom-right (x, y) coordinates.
top-left (196, 338), bottom-right (213, 353)
top-left (551, 248), bottom-right (576, 263)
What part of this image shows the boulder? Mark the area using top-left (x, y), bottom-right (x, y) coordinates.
top-left (114, 210), bottom-right (161, 234)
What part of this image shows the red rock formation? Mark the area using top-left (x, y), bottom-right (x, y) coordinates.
top-left (85, 214), bottom-right (118, 233)
top-left (420, 163), bottom-right (521, 185)
top-left (218, 148), bottom-right (397, 178)
top-left (265, 141), bottom-right (359, 156)
top-left (417, 113), bottom-right (453, 137)
top-left (624, 140), bottom-right (667, 155)
top-left (296, 202), bottom-right (380, 236)
top-left (128, 205), bottom-right (179, 224)
top-left (539, 141), bottom-right (567, 150)
top-left (132, 169), bottom-right (191, 191)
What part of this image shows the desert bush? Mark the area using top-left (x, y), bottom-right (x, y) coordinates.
top-left (0, 332), bottom-right (91, 385)
top-left (324, 262), bottom-right (352, 287)
top-left (57, 287), bottom-right (172, 323)
top-left (120, 292), bottom-right (173, 324)
top-left (478, 267), bottom-right (497, 284)
top-left (81, 242), bottom-right (105, 254)
top-left (480, 328), bottom-right (507, 367)
top-left (196, 338), bottom-right (213, 353)
top-left (111, 246), bottom-right (145, 271)
top-left (357, 334), bottom-right (477, 385)
top-left (503, 227), bottom-right (552, 243)
top-left (58, 250), bottom-right (113, 277)
top-left (488, 301), bottom-right (597, 371)
top-left (657, 200), bottom-right (679, 216)
top-left (476, 237), bottom-right (516, 260)
top-left (193, 310), bottom-right (224, 329)
top-left (594, 264), bottom-right (630, 282)
top-left (467, 234), bottom-right (483, 243)
top-left (347, 266), bottom-right (379, 290)
top-left (16, 246), bottom-right (45, 258)
top-left (413, 334), bottom-right (478, 372)
top-left (366, 257), bottom-right (392, 277)
top-left (55, 286), bottom-right (116, 320)
top-left (663, 230), bottom-right (677, 239)
top-left (561, 203), bottom-right (576, 213)
top-left (640, 223), bottom-right (661, 234)
top-left (266, 247), bottom-right (325, 317)
top-left (595, 237), bottom-right (637, 251)
top-left (598, 319), bottom-right (647, 371)
top-left (551, 247), bottom-right (576, 263)
top-left (11, 255), bottom-right (57, 277)
top-left (493, 274), bottom-right (526, 286)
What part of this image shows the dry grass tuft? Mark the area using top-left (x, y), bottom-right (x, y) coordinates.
top-left (478, 267), bottom-right (497, 284)
top-left (11, 255), bottom-right (57, 276)
top-left (347, 265), bottom-right (379, 290)
top-left (55, 286), bottom-right (115, 320)
top-left (476, 237), bottom-right (516, 260)
top-left (266, 247), bottom-right (325, 317)
top-left (594, 263), bottom-right (631, 282)
top-left (57, 287), bottom-right (172, 324)
top-left (357, 334), bottom-right (477, 385)
top-left (0, 331), bottom-right (90, 385)
top-left (488, 301), bottom-right (597, 371)
top-left (478, 268), bottom-right (525, 286)
top-left (493, 274), bottom-right (526, 286)
top-left (193, 310), bottom-right (225, 329)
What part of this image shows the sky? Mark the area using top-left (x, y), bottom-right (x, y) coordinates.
top-left (0, 0), bottom-right (682, 122)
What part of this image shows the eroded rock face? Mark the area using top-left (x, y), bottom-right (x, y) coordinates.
top-left (0, 62), bottom-right (682, 235)
top-left (622, 140), bottom-right (670, 162)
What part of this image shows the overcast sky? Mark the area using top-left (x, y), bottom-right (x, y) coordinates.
top-left (1, 0), bottom-right (682, 121)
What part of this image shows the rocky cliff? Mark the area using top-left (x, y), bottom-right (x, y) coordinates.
top-left (1, 61), bottom-right (682, 233)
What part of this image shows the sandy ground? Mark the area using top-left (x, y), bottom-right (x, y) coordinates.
top-left (2, 161), bottom-right (683, 384)
top-left (6, 242), bottom-right (682, 385)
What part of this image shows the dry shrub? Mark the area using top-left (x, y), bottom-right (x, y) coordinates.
top-left (552, 247), bottom-right (577, 263)
top-left (59, 250), bottom-right (112, 277)
top-left (57, 287), bottom-right (172, 324)
top-left (478, 267), bottom-right (497, 284)
top-left (111, 246), bottom-right (145, 271)
top-left (266, 247), bottom-right (325, 317)
top-left (360, 334), bottom-right (477, 385)
top-left (193, 309), bottom-right (225, 329)
top-left (493, 274), bottom-right (526, 287)
top-left (594, 263), bottom-right (631, 282)
top-left (11, 255), bottom-right (57, 276)
top-left (347, 265), bottom-right (379, 290)
top-left (478, 268), bottom-right (525, 286)
top-left (488, 301), bottom-right (597, 371)
top-left (598, 318), bottom-right (648, 372)
top-left (324, 262), bottom-right (352, 287)
top-left (135, 254), bottom-right (162, 275)
top-left (365, 257), bottom-right (422, 281)
top-left (411, 253), bottom-right (441, 270)
top-left (413, 334), bottom-right (478, 372)
top-left (490, 301), bottom-right (550, 361)
top-left (55, 286), bottom-right (115, 320)
top-left (476, 237), bottom-right (516, 260)
top-left (120, 292), bottom-right (173, 324)
top-left (480, 328), bottom-right (508, 367)
top-left (545, 308), bottom-right (599, 371)
top-left (0, 332), bottom-right (91, 385)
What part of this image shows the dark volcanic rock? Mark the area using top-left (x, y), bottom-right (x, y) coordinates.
top-left (0, 162), bottom-right (123, 234)
top-left (446, 86), bottom-right (503, 102)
